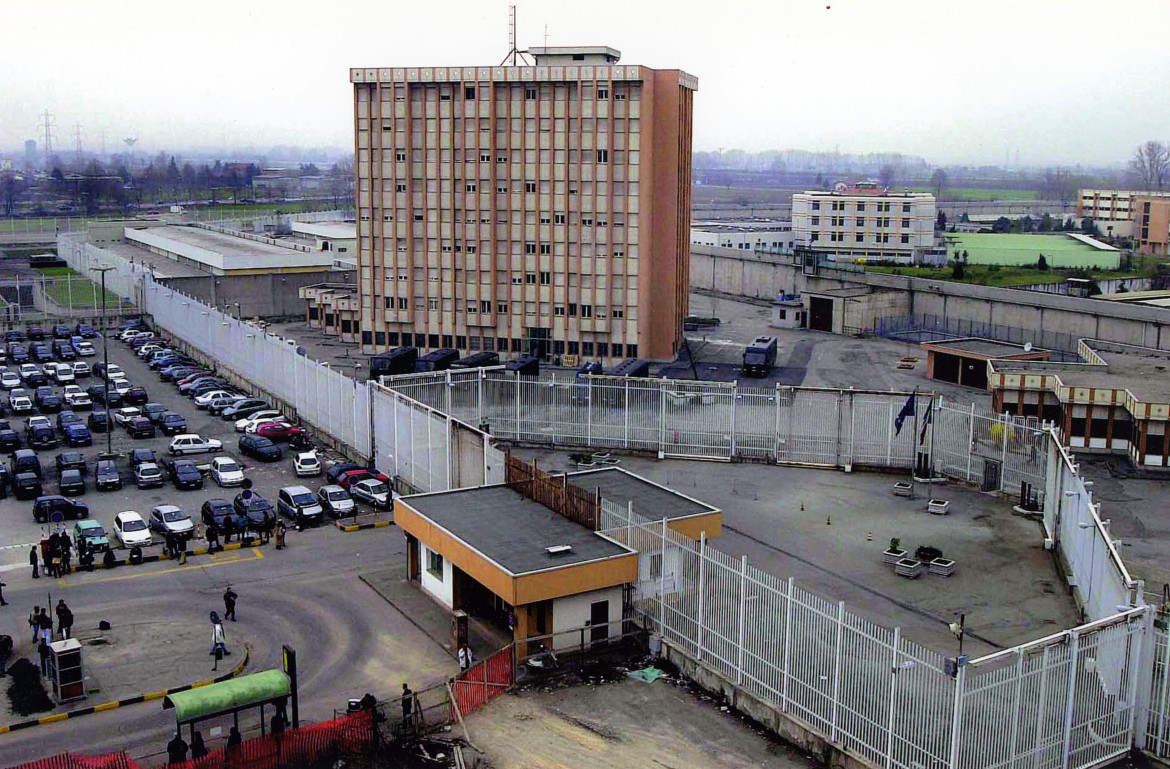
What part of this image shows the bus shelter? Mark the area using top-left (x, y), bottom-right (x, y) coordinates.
top-left (163, 669), bottom-right (297, 743)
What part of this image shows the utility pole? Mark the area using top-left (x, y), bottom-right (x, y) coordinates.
top-left (92, 266), bottom-right (116, 458)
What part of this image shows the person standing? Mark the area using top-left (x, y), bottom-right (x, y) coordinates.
top-left (274, 520), bottom-right (287, 550)
top-left (36, 608), bottom-right (53, 644)
top-left (223, 587), bottom-right (237, 622)
top-left (0, 576), bottom-right (8, 606)
top-left (38, 639), bottom-right (51, 677)
top-left (166, 732), bottom-right (189, 765)
top-left (29, 546), bottom-right (39, 579)
top-left (29, 607), bottom-right (41, 644)
top-left (60, 536), bottom-right (72, 575)
top-left (206, 521), bottom-right (221, 553)
top-left (401, 683), bottom-right (413, 731)
top-left (222, 515), bottom-right (234, 544)
top-left (56, 600), bottom-right (73, 640)
top-left (190, 731), bottom-right (208, 760)
top-left (0, 634), bottom-right (12, 676)
top-left (458, 643), bottom-right (474, 672)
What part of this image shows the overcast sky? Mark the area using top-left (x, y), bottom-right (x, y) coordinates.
top-left (3, 0), bottom-right (1167, 166)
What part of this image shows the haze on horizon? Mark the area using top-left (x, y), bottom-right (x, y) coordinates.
top-left (2, 0), bottom-right (1167, 167)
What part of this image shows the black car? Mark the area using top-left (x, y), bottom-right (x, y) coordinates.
top-left (56, 410), bottom-right (82, 433)
top-left (52, 341), bottom-right (76, 361)
top-left (129, 448), bottom-right (157, 468)
top-left (13, 472), bottom-right (42, 500)
top-left (161, 366), bottom-right (203, 383)
top-left (158, 413), bottom-right (187, 436)
top-left (238, 434), bottom-right (282, 462)
top-left (32, 495), bottom-right (88, 523)
top-left (95, 458), bottom-right (122, 491)
top-left (23, 369), bottom-right (47, 387)
top-left (51, 325), bottom-right (71, 340)
top-left (231, 491), bottom-right (277, 531)
top-left (55, 451), bottom-right (87, 477)
top-left (59, 468), bottom-right (85, 496)
top-left (75, 323), bottom-right (97, 339)
top-left (87, 411), bottom-right (111, 432)
top-left (125, 416), bottom-right (156, 439)
top-left (326, 461), bottom-right (362, 485)
top-left (4, 330), bottom-right (23, 343)
top-left (87, 385), bottom-right (123, 407)
top-left (8, 344), bottom-right (28, 364)
top-left (151, 356), bottom-right (195, 372)
top-left (26, 327), bottom-right (45, 341)
top-left (0, 427), bottom-right (20, 453)
top-left (34, 387), bottom-right (62, 412)
top-left (25, 420), bottom-right (56, 449)
top-left (200, 498), bottom-right (234, 528)
top-left (30, 343), bottom-right (52, 363)
top-left (222, 399), bottom-right (268, 420)
top-left (166, 459), bottom-right (204, 490)
top-left (123, 386), bottom-right (149, 405)
top-left (142, 403), bottom-right (168, 423)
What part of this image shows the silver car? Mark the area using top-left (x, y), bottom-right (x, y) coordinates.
top-left (317, 484), bottom-right (355, 518)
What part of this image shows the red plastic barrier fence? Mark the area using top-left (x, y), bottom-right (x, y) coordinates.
top-left (451, 646), bottom-right (514, 718)
top-left (179, 710), bottom-right (372, 769)
top-left (8, 753), bottom-right (140, 769)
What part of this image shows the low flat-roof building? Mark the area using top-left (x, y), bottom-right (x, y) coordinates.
top-left (690, 220), bottom-right (793, 252)
top-left (299, 283), bottom-right (360, 342)
top-left (920, 338), bottom-right (1051, 390)
top-left (124, 224), bottom-right (339, 276)
top-left (290, 222), bottom-right (356, 256)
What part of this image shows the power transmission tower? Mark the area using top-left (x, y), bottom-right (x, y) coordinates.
top-left (74, 123), bottom-right (84, 164)
top-left (40, 110), bottom-right (57, 172)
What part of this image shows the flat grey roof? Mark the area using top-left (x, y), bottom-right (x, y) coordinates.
top-left (404, 485), bottom-right (631, 574)
top-left (924, 337), bottom-right (1044, 359)
top-left (568, 467), bottom-right (718, 520)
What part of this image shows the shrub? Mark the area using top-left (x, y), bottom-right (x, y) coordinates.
top-left (888, 537), bottom-right (902, 552)
top-left (914, 545), bottom-right (943, 562)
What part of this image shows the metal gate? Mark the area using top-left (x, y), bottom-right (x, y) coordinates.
top-left (982, 459), bottom-right (1002, 492)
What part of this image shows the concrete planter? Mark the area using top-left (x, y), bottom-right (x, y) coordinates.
top-left (895, 558), bottom-right (923, 579)
top-left (929, 558), bottom-right (956, 577)
top-left (927, 499), bottom-right (950, 515)
top-left (893, 482), bottom-right (913, 498)
top-left (882, 548), bottom-right (908, 565)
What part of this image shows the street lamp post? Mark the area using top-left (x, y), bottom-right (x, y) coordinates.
top-left (92, 265), bottom-right (116, 458)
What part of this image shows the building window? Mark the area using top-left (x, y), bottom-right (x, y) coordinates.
top-left (539, 271), bottom-right (551, 285)
top-left (525, 87), bottom-right (537, 100)
top-left (597, 87), bottom-right (609, 100)
top-left (395, 151), bottom-right (406, 161)
top-left (384, 297), bottom-right (394, 309)
top-left (627, 344), bottom-right (637, 358)
top-left (398, 297), bottom-right (409, 310)
top-left (525, 272), bottom-right (537, 284)
top-left (525, 243), bottom-right (537, 254)
top-left (362, 330), bottom-right (373, 344)
top-left (568, 303), bottom-right (577, 317)
top-left (480, 152), bottom-right (491, 162)
top-left (396, 183), bottom-right (406, 192)
top-left (581, 304), bottom-right (592, 318)
top-left (612, 343), bottom-right (623, 357)
top-left (856, 234), bottom-right (865, 242)
top-left (812, 201), bottom-right (820, 211)
top-left (856, 203), bottom-right (865, 212)
top-left (466, 182), bottom-right (477, 192)
top-left (901, 234), bottom-right (910, 244)
top-left (810, 233), bottom-right (819, 242)
top-left (308, 307), bottom-right (319, 320)
top-left (902, 218), bottom-right (910, 228)
top-left (427, 549), bottom-right (443, 578)
top-left (428, 299), bottom-right (438, 310)
top-left (539, 244), bottom-right (551, 254)
top-left (582, 341), bottom-right (594, 356)
top-left (856, 218), bottom-right (864, 227)
top-left (525, 182), bottom-right (537, 193)
top-left (465, 86), bottom-right (476, 100)
top-left (902, 204), bottom-right (911, 213)
top-left (596, 149), bottom-right (609, 163)
top-left (480, 300), bottom-right (491, 313)
top-left (811, 216), bottom-right (820, 226)
top-left (497, 184), bottom-right (507, 193)
top-left (555, 306), bottom-right (565, 316)
top-left (611, 308), bottom-right (624, 319)
top-left (568, 341), bottom-right (579, 355)
top-left (554, 213), bottom-right (566, 224)
top-left (497, 302), bottom-right (508, 314)
top-left (614, 93), bottom-right (626, 101)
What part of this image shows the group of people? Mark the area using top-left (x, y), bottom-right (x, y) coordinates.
top-left (204, 516), bottom-right (287, 553)
top-left (33, 529), bottom-right (77, 578)
top-left (166, 726), bottom-right (240, 764)
top-left (28, 601), bottom-right (74, 675)
top-left (163, 531), bottom-right (191, 561)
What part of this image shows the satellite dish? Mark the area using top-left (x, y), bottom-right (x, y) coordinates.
top-left (1024, 342), bottom-right (1033, 352)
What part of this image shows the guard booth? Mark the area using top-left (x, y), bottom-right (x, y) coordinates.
top-left (48, 638), bottom-right (85, 703)
top-left (163, 664), bottom-right (299, 745)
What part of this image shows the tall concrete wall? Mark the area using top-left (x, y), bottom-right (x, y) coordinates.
top-left (158, 270), bottom-right (356, 320)
top-left (690, 245), bottom-right (1170, 350)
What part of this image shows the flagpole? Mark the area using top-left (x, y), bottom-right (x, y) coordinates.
top-left (910, 387), bottom-right (918, 496)
top-left (928, 394), bottom-right (938, 479)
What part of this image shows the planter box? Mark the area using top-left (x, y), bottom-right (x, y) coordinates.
top-left (882, 548), bottom-right (908, 565)
top-left (929, 558), bottom-right (956, 577)
top-left (927, 499), bottom-right (950, 516)
top-left (895, 558), bottom-right (923, 579)
top-left (893, 482), bottom-right (913, 498)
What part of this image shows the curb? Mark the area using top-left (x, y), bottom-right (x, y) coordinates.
top-left (84, 539), bottom-right (268, 571)
top-left (0, 648), bottom-right (250, 734)
top-left (334, 520), bottom-right (392, 532)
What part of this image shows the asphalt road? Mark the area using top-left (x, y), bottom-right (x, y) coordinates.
top-left (0, 333), bottom-right (455, 765)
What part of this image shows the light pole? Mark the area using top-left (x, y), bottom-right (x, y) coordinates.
top-left (1078, 522), bottom-right (1097, 618)
top-left (92, 265), bottom-right (116, 458)
top-left (948, 612), bottom-right (965, 658)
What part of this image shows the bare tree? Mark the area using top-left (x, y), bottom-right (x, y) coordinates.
top-left (878, 165), bottom-right (896, 189)
top-left (930, 168), bottom-right (948, 198)
top-left (1129, 141), bottom-right (1170, 190)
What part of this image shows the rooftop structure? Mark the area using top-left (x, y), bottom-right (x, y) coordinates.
top-left (690, 220), bottom-right (793, 252)
top-left (349, 49), bottom-right (698, 364)
top-left (124, 224), bottom-right (339, 276)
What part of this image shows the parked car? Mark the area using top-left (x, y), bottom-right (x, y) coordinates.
top-left (338, 468), bottom-right (392, 490)
top-left (141, 403), bottom-right (167, 423)
top-left (94, 362), bottom-right (124, 380)
top-left (111, 379), bottom-right (133, 396)
top-left (0, 370), bottom-right (19, 389)
top-left (112, 511), bottom-right (152, 548)
top-left (75, 323), bottom-right (97, 339)
top-left (87, 411), bottom-right (111, 432)
top-left (194, 389), bottom-right (239, 409)
top-left (9, 388), bottom-right (33, 415)
top-left (350, 478), bottom-right (393, 509)
top-left (63, 421), bottom-right (92, 446)
top-left (207, 395), bottom-right (246, 415)
top-left (55, 451), bottom-right (87, 478)
top-left (317, 485), bottom-right (355, 518)
top-left (48, 362), bottom-right (75, 384)
top-left (158, 413), bottom-right (188, 436)
top-left (277, 485), bottom-right (325, 528)
top-left (58, 468), bottom-right (85, 496)
top-left (8, 344), bottom-right (29, 364)
top-left (74, 519), bottom-right (109, 552)
top-left (4, 330), bottom-right (23, 343)
top-left (235, 410), bottom-right (284, 432)
top-left (56, 410), bottom-right (82, 433)
top-left (52, 341), bottom-right (77, 361)
top-left (210, 456), bottom-right (245, 487)
top-left (111, 407), bottom-right (141, 425)
top-left (126, 416), bottom-right (156, 439)
top-left (166, 459), bottom-right (204, 490)
top-left (33, 495), bottom-right (88, 523)
top-left (134, 462), bottom-right (165, 489)
top-left (221, 399), bottom-right (269, 420)
top-left (88, 384), bottom-right (122, 407)
top-left (71, 361), bottom-right (91, 378)
top-left (34, 386), bottom-right (63, 412)
top-left (200, 499), bottom-right (234, 528)
top-left (0, 425), bottom-right (21, 453)
top-left (168, 434), bottom-right (222, 455)
top-left (30, 343), bottom-right (53, 363)
top-left (11, 448), bottom-right (42, 478)
top-left (232, 491), bottom-right (276, 531)
top-left (293, 450), bottom-right (322, 477)
top-left (136, 343), bottom-right (164, 359)
top-left (25, 416), bottom-right (57, 449)
top-left (149, 504), bottom-right (194, 536)
top-left (325, 461), bottom-right (362, 485)
top-left (94, 458), bottom-right (122, 491)
top-left (72, 340), bottom-right (96, 357)
top-left (256, 422), bottom-right (303, 442)
top-left (123, 386), bottom-right (149, 405)
top-left (26, 327), bottom-right (45, 341)
top-left (238, 434), bottom-right (281, 462)
top-left (17, 363), bottom-right (40, 383)
top-left (51, 324), bottom-right (71, 340)
top-left (129, 448), bottom-right (158, 468)
top-left (63, 385), bottom-right (92, 410)
top-left (13, 472), bottom-right (42, 500)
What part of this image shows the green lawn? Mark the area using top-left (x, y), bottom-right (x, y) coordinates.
top-left (911, 186), bottom-right (1039, 202)
top-left (943, 233), bottom-right (1121, 269)
top-left (868, 263), bottom-right (1148, 288)
top-left (32, 267), bottom-right (126, 309)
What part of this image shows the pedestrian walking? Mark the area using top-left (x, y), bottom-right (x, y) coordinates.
top-left (29, 546), bottom-right (39, 579)
top-left (274, 520), bottom-right (287, 550)
top-left (178, 533), bottom-right (188, 564)
top-left (206, 521), bottom-right (221, 553)
top-left (210, 616), bottom-right (230, 657)
top-left (60, 536), bottom-right (72, 575)
top-left (401, 683), bottom-right (413, 730)
top-left (235, 512), bottom-right (250, 545)
top-left (222, 515), bottom-right (234, 544)
top-left (166, 732), bottom-right (189, 765)
top-left (164, 531), bottom-right (175, 559)
top-left (29, 607), bottom-right (41, 644)
top-left (223, 587), bottom-right (237, 622)
top-left (458, 643), bottom-right (473, 672)
top-left (190, 731), bottom-right (208, 759)
top-left (38, 639), bottom-right (51, 676)
top-left (56, 600), bottom-right (73, 640)
top-left (36, 608), bottom-right (53, 644)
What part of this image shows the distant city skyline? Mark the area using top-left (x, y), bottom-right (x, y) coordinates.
top-left (2, 0), bottom-right (1168, 167)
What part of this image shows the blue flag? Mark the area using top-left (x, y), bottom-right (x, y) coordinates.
top-left (919, 401), bottom-right (933, 445)
top-left (894, 394), bottom-right (915, 436)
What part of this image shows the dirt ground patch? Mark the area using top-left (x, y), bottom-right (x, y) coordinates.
top-left (465, 676), bottom-right (817, 769)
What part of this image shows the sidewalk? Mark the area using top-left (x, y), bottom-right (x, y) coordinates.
top-left (2, 619), bottom-right (255, 719)
top-left (359, 568), bottom-right (511, 661)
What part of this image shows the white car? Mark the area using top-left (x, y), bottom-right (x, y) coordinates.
top-left (63, 385), bottom-right (92, 409)
top-left (317, 485), bottom-right (355, 517)
top-left (18, 363), bottom-right (40, 381)
top-left (194, 389), bottom-right (238, 409)
top-left (113, 511), bottom-right (153, 549)
top-left (0, 371), bottom-right (19, 389)
top-left (350, 478), bottom-right (394, 509)
top-left (111, 407), bottom-right (142, 425)
top-left (235, 410), bottom-right (283, 433)
top-left (9, 390), bottom-right (33, 413)
top-left (293, 451), bottom-right (322, 477)
top-left (210, 456), bottom-right (245, 487)
top-left (75, 341), bottom-right (96, 357)
top-left (245, 418), bottom-right (290, 435)
top-left (27, 415), bottom-right (52, 431)
top-left (168, 434), bottom-right (223, 455)
top-left (136, 343), bottom-right (164, 359)
top-left (149, 504), bottom-right (194, 535)
top-left (111, 379), bottom-right (132, 395)
top-left (102, 363), bottom-right (125, 379)
top-left (49, 364), bottom-right (74, 384)
top-left (71, 361), bottom-right (91, 377)
top-left (119, 329), bottom-right (145, 342)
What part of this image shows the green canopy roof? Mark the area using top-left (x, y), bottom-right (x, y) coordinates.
top-left (164, 670), bottom-right (290, 723)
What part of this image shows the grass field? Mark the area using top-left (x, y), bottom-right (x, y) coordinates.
top-left (911, 186), bottom-right (1039, 202)
top-left (31, 267), bottom-right (125, 309)
top-left (944, 233), bottom-right (1121, 269)
top-left (867, 263), bottom-right (1144, 288)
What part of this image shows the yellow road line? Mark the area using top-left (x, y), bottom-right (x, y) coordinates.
top-left (38, 713), bottom-right (68, 725)
top-left (61, 550), bottom-right (263, 586)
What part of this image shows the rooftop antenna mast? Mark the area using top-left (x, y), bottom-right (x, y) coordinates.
top-left (499, 5), bottom-right (531, 66)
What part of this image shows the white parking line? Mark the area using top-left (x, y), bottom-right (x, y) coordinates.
top-left (0, 543), bottom-right (37, 552)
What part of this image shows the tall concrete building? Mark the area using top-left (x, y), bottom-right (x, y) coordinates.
top-left (349, 47), bottom-right (697, 363)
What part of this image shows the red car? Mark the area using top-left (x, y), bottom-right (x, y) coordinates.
top-left (256, 422), bottom-right (304, 442)
top-left (339, 468), bottom-right (391, 490)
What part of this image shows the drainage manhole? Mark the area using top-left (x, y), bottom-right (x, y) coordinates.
top-left (86, 638), bottom-right (109, 646)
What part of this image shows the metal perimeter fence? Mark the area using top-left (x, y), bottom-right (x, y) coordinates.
top-left (873, 314), bottom-right (1084, 361)
top-left (56, 232), bottom-right (1170, 768)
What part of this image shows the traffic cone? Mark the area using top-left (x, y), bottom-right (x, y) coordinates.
top-left (826, 515), bottom-right (831, 525)
top-left (867, 531), bottom-right (873, 542)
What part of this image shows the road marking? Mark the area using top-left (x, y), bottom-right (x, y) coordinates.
top-left (0, 542), bottom-right (38, 551)
top-left (57, 549), bottom-right (263, 586)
